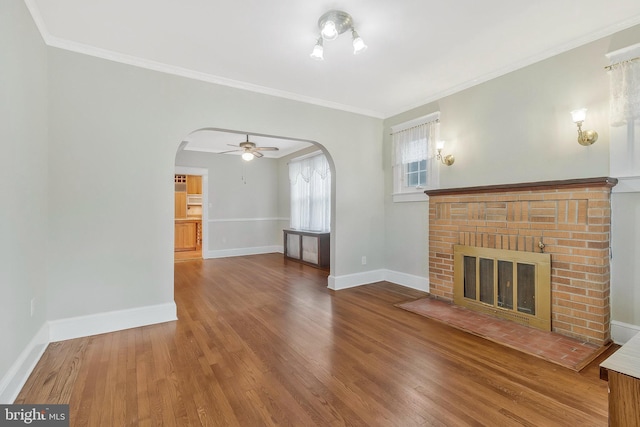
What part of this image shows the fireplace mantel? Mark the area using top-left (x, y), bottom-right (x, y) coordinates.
top-left (426, 176), bottom-right (617, 346)
top-left (425, 177), bottom-right (618, 197)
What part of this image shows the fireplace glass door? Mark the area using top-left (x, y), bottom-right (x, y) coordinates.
top-left (455, 245), bottom-right (550, 331)
top-left (497, 260), bottom-right (513, 310)
top-left (463, 257), bottom-right (536, 314)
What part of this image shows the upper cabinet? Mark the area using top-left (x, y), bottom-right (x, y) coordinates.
top-left (175, 191), bottom-right (187, 218)
top-left (175, 174), bottom-right (203, 219)
top-left (187, 175), bottom-right (202, 195)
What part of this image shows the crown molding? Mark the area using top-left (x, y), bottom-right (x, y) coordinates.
top-left (23, 0), bottom-right (385, 120)
top-left (24, 0), bottom-right (640, 120)
top-left (387, 15), bottom-right (640, 118)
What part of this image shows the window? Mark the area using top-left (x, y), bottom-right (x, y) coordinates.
top-left (406, 159), bottom-right (427, 187)
top-left (391, 112), bottom-right (440, 202)
top-left (289, 152), bottom-right (331, 232)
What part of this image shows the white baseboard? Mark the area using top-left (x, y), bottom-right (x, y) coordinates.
top-left (49, 302), bottom-right (177, 342)
top-left (384, 270), bottom-right (430, 292)
top-left (1, 303), bottom-right (177, 403)
top-left (205, 245), bottom-right (283, 259)
top-left (328, 270), bottom-right (386, 290)
top-left (611, 320), bottom-right (640, 344)
top-left (0, 323), bottom-right (49, 404)
top-left (327, 269), bottom-right (429, 292)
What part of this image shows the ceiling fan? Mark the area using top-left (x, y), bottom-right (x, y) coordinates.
top-left (219, 135), bottom-right (279, 160)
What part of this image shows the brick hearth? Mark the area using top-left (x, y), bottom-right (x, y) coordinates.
top-left (426, 177), bottom-right (617, 346)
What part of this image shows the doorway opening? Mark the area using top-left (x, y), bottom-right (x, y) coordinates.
top-left (174, 167), bottom-right (208, 261)
top-left (173, 128), bottom-right (335, 274)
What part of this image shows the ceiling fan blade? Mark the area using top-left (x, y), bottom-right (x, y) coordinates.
top-left (254, 146), bottom-right (279, 151)
top-left (253, 151), bottom-right (264, 158)
top-left (227, 144), bottom-right (241, 148)
top-left (218, 149), bottom-right (241, 154)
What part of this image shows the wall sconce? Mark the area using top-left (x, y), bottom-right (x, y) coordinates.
top-left (436, 141), bottom-right (455, 166)
top-left (310, 10), bottom-right (367, 60)
top-left (571, 108), bottom-right (598, 146)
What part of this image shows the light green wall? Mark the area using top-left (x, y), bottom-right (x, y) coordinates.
top-left (175, 144), bottom-right (329, 255)
top-left (45, 47), bottom-right (384, 319)
top-left (5, 2), bottom-right (640, 394)
top-left (0, 0), bottom-right (49, 396)
top-left (175, 150), bottom-right (284, 252)
top-left (384, 24), bottom-right (640, 335)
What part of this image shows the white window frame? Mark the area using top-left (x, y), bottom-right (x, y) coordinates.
top-left (391, 112), bottom-right (440, 203)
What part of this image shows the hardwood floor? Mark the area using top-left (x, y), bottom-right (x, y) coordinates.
top-left (16, 254), bottom-right (613, 426)
top-left (174, 248), bottom-right (202, 261)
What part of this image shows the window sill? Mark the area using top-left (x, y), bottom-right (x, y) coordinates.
top-left (392, 190), bottom-right (429, 203)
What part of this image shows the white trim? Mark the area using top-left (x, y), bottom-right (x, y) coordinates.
top-left (384, 270), bottom-right (430, 293)
top-left (606, 43), bottom-right (640, 62)
top-left (22, 0), bottom-right (49, 41)
top-left (0, 323), bottom-right (49, 404)
top-left (289, 150), bottom-right (323, 163)
top-left (328, 270), bottom-right (386, 290)
top-left (22, 0), bottom-right (384, 120)
top-left (327, 269), bottom-right (429, 292)
top-left (205, 245), bottom-right (282, 259)
top-left (611, 320), bottom-right (640, 345)
top-left (49, 303), bottom-right (177, 342)
top-left (23, 0), bottom-right (640, 119)
top-left (175, 166), bottom-right (207, 176)
top-left (208, 217), bottom-right (288, 223)
top-left (387, 15), bottom-right (640, 118)
top-left (611, 176), bottom-right (640, 193)
top-left (1, 303), bottom-right (177, 402)
top-left (390, 112), bottom-right (440, 134)
top-left (392, 191), bottom-right (429, 203)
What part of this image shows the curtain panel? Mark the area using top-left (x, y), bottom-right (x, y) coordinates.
top-left (289, 153), bottom-right (331, 232)
top-left (392, 119), bottom-right (439, 189)
top-left (609, 60), bottom-right (640, 126)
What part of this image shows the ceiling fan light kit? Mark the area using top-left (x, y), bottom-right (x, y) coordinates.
top-left (219, 135), bottom-right (279, 161)
top-left (311, 10), bottom-right (367, 60)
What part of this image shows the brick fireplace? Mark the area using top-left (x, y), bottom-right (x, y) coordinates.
top-left (425, 177), bottom-right (617, 346)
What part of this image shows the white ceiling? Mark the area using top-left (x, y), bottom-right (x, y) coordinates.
top-left (25, 0), bottom-right (640, 156)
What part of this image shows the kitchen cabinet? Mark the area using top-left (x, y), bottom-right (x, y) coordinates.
top-left (175, 174), bottom-right (202, 219)
top-left (174, 191), bottom-right (187, 219)
top-left (175, 219), bottom-right (201, 252)
top-left (187, 175), bottom-right (202, 194)
top-left (175, 174), bottom-right (203, 255)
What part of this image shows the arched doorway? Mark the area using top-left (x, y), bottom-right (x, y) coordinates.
top-left (172, 128), bottom-right (336, 273)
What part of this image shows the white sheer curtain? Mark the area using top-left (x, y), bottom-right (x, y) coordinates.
top-left (392, 119), bottom-right (439, 188)
top-left (289, 153), bottom-right (331, 232)
top-left (609, 59), bottom-right (640, 126)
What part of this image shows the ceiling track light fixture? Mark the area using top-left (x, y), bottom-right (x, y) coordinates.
top-left (310, 10), bottom-right (367, 60)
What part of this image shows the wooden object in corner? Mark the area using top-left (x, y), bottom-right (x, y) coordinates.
top-left (600, 332), bottom-right (640, 425)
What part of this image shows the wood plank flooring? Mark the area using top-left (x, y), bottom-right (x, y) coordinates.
top-left (16, 254), bottom-right (614, 426)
